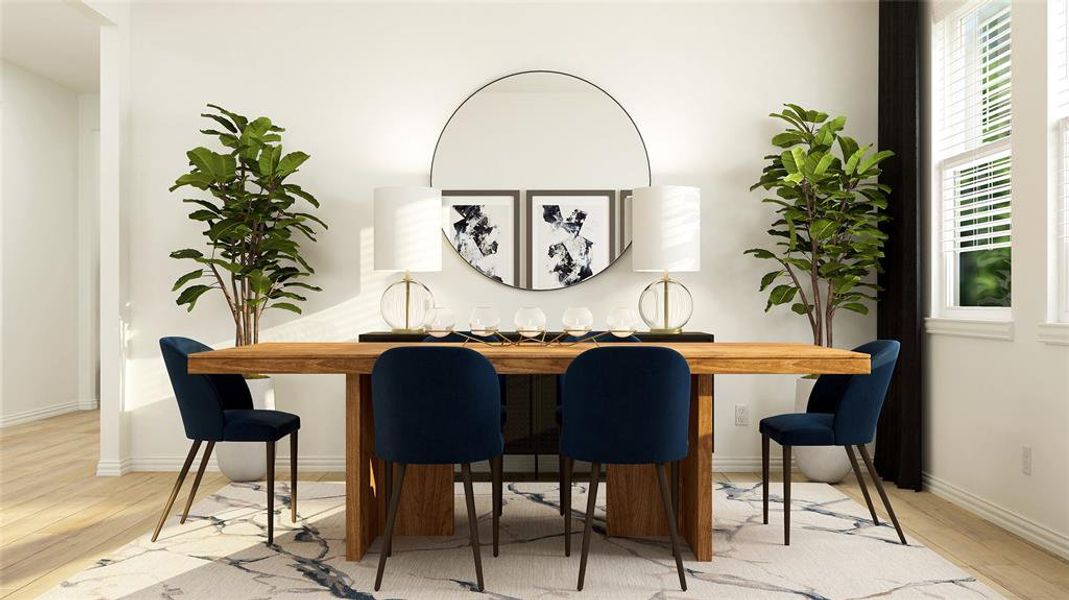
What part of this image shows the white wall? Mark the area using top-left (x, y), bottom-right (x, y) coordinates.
top-left (0, 60), bottom-right (82, 426)
top-left (114, 1), bottom-right (878, 470)
top-left (924, 1), bottom-right (1069, 559)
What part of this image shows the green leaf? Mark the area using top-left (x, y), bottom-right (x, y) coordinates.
top-left (857, 150), bottom-right (894, 175)
top-left (790, 302), bottom-right (810, 315)
top-left (810, 219), bottom-right (837, 240)
top-left (276, 151), bottom-right (309, 178)
top-left (176, 284), bottom-right (213, 311)
top-left (768, 284), bottom-right (798, 306)
top-left (840, 302), bottom-right (870, 315)
top-left (269, 302), bottom-right (302, 314)
top-left (172, 269), bottom-right (204, 291)
top-left (188, 209), bottom-right (217, 222)
top-left (170, 248), bottom-right (204, 260)
top-left (744, 248), bottom-right (776, 259)
top-left (759, 270), bottom-right (783, 291)
top-left (248, 270), bottom-right (272, 294)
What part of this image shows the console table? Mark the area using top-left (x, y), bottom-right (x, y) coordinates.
top-left (187, 341), bottom-right (869, 563)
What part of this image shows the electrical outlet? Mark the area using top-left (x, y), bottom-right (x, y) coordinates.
top-left (1021, 446), bottom-right (1032, 476)
top-left (734, 404), bottom-right (749, 426)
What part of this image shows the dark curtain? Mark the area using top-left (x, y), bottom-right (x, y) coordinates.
top-left (875, 0), bottom-right (924, 491)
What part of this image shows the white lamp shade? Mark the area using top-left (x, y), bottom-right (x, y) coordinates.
top-left (373, 186), bottom-right (443, 272)
top-left (631, 185), bottom-right (701, 272)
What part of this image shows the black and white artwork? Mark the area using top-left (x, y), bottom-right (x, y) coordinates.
top-left (527, 191), bottom-right (614, 289)
top-left (443, 191), bottom-right (519, 285)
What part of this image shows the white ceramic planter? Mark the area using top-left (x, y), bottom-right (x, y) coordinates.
top-left (793, 376), bottom-right (852, 483)
top-left (216, 376), bottom-right (275, 482)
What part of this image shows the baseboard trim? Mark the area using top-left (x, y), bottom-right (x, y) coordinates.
top-left (96, 457), bottom-right (132, 476)
top-left (923, 472), bottom-right (1069, 561)
top-left (78, 398), bottom-right (99, 410)
top-left (0, 400), bottom-right (83, 428)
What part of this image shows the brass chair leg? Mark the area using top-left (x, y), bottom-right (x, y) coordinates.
top-left (563, 456), bottom-right (573, 557)
top-left (577, 462), bottom-right (601, 591)
top-left (180, 441), bottom-right (215, 524)
top-left (491, 455), bottom-right (502, 557)
top-left (858, 445), bottom-right (907, 545)
top-left (375, 462), bottom-right (406, 591)
top-left (290, 431), bottom-right (298, 523)
top-left (783, 445), bottom-right (791, 546)
top-left (761, 434), bottom-right (770, 525)
top-left (461, 463), bottom-right (485, 592)
top-left (151, 440), bottom-right (202, 542)
top-left (656, 463), bottom-right (687, 591)
top-left (845, 445), bottom-right (880, 525)
top-left (266, 440), bottom-right (276, 545)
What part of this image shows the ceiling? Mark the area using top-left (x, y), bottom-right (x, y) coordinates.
top-left (1, 0), bottom-right (101, 92)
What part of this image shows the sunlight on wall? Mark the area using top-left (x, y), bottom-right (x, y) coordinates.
top-left (123, 226), bottom-right (387, 411)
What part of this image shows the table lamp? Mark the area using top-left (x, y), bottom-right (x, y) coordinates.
top-left (631, 185), bottom-right (701, 333)
top-left (373, 186), bottom-right (442, 332)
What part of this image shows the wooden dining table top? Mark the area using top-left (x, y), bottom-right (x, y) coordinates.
top-left (187, 341), bottom-right (871, 376)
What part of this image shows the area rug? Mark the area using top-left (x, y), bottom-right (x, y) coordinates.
top-left (43, 480), bottom-right (1000, 599)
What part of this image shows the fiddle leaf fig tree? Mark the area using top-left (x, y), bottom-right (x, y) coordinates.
top-left (747, 104), bottom-right (892, 347)
top-left (169, 104), bottom-right (326, 346)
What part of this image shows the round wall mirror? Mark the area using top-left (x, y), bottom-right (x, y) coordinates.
top-left (431, 70), bottom-right (650, 290)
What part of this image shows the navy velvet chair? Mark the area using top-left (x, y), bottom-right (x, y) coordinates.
top-left (561, 346), bottom-right (690, 591)
top-left (157, 337), bottom-right (300, 545)
top-left (556, 332), bottom-right (641, 521)
top-left (372, 346), bottom-right (504, 592)
top-left (759, 340), bottom-right (905, 546)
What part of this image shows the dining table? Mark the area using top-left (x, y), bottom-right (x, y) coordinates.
top-left (187, 340), bottom-right (871, 562)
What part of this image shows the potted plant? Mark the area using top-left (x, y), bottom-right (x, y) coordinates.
top-left (170, 104), bottom-right (325, 480)
top-left (747, 104), bottom-right (891, 482)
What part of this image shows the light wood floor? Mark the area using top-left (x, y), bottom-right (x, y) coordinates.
top-left (1, 411), bottom-right (1066, 599)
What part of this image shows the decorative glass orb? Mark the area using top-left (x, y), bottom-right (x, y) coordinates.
top-left (469, 306), bottom-right (500, 337)
top-left (606, 306), bottom-right (639, 338)
top-left (561, 306), bottom-right (594, 336)
top-left (424, 307), bottom-right (456, 338)
top-left (514, 306), bottom-right (547, 338)
top-left (380, 277), bottom-right (434, 332)
top-left (639, 277), bottom-right (693, 333)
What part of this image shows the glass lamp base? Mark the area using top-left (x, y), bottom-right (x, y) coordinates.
top-left (638, 275), bottom-right (694, 333)
top-left (380, 274), bottom-right (434, 332)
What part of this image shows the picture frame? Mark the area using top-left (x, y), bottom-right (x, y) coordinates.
top-left (526, 190), bottom-right (615, 289)
top-left (442, 190), bottom-right (521, 286)
top-left (618, 189), bottom-right (633, 256)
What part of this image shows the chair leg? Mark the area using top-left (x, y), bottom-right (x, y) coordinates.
top-left (290, 431), bottom-right (298, 523)
top-left (782, 445), bottom-right (791, 546)
top-left (179, 441), bottom-right (215, 524)
top-left (383, 460), bottom-right (393, 557)
top-left (845, 445), bottom-right (880, 525)
top-left (655, 463), bottom-right (688, 591)
top-left (563, 456), bottom-right (573, 557)
top-left (577, 462), bottom-right (601, 591)
top-left (858, 445), bottom-right (907, 545)
top-left (151, 440), bottom-right (201, 542)
top-left (375, 463), bottom-right (406, 591)
top-left (670, 460), bottom-right (680, 518)
top-left (461, 463), bottom-right (485, 592)
top-left (559, 454), bottom-right (568, 515)
top-left (491, 455), bottom-right (502, 557)
top-left (266, 440), bottom-right (276, 545)
top-left (761, 434), bottom-right (770, 525)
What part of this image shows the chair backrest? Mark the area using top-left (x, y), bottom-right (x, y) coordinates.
top-left (564, 331), bottom-right (641, 343)
top-left (159, 337), bottom-right (253, 441)
top-left (372, 346), bottom-right (503, 465)
top-left (561, 346), bottom-right (691, 464)
top-left (806, 340), bottom-right (901, 445)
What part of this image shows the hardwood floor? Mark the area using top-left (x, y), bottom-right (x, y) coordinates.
top-left (1, 410), bottom-right (1066, 599)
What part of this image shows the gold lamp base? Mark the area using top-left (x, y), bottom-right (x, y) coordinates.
top-left (391, 328), bottom-right (426, 334)
top-left (648, 328), bottom-right (683, 334)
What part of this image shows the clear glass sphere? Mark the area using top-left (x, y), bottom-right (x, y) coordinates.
top-left (606, 306), bottom-right (639, 337)
top-left (561, 306), bottom-right (594, 336)
top-left (380, 277), bottom-right (434, 331)
top-left (514, 306), bottom-right (547, 338)
top-left (469, 306), bottom-right (500, 337)
top-left (424, 307), bottom-right (456, 338)
top-left (638, 278), bottom-right (694, 332)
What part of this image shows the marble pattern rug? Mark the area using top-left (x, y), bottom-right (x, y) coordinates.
top-left (43, 480), bottom-right (1001, 599)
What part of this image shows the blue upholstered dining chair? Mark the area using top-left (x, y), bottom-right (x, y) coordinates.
top-left (371, 346), bottom-right (504, 593)
top-left (561, 346), bottom-right (690, 591)
top-left (556, 332), bottom-right (642, 524)
top-left (157, 337), bottom-right (301, 546)
top-left (759, 340), bottom-right (906, 546)
top-left (423, 333), bottom-right (507, 521)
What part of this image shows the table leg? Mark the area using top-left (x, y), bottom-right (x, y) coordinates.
top-left (346, 373), bottom-right (381, 561)
top-left (681, 374), bottom-right (713, 560)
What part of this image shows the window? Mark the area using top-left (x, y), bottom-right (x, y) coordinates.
top-left (1053, 0), bottom-right (1069, 323)
top-left (933, 0), bottom-right (1013, 318)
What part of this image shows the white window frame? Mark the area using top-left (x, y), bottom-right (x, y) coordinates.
top-left (930, 0), bottom-right (1014, 323)
top-left (1051, 0), bottom-right (1069, 325)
